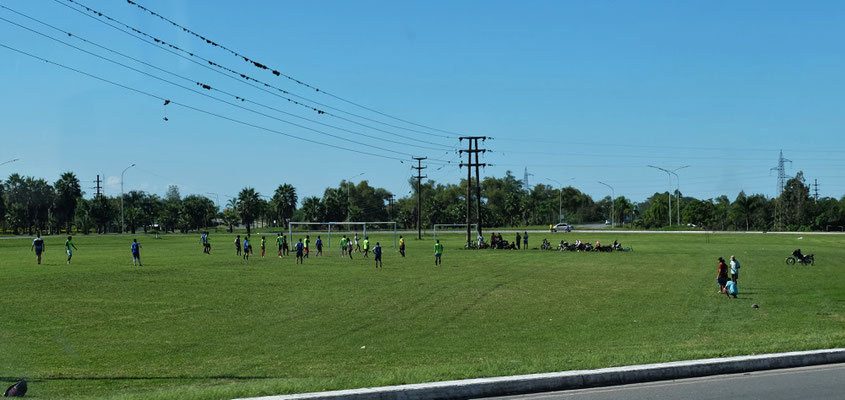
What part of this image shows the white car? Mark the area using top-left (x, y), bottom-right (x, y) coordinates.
top-left (551, 223), bottom-right (572, 232)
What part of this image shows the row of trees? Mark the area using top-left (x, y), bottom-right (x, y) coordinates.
top-left (2, 170), bottom-right (844, 235)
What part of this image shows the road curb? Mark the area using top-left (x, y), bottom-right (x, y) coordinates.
top-left (235, 348), bottom-right (845, 400)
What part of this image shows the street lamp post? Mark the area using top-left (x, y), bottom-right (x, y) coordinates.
top-left (671, 165), bottom-right (690, 226)
top-left (205, 192), bottom-right (220, 232)
top-left (346, 172), bottom-right (364, 221)
top-left (648, 165), bottom-right (673, 227)
top-left (546, 177), bottom-right (574, 223)
top-left (120, 163), bottom-right (136, 233)
top-left (597, 181), bottom-right (615, 228)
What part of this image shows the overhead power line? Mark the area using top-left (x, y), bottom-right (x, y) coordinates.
top-left (0, 6), bottom-right (453, 153)
top-left (123, 0), bottom-right (468, 138)
top-left (0, 42), bottom-right (454, 166)
top-left (56, 0), bottom-right (462, 140)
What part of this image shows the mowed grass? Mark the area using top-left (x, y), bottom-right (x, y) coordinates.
top-left (1, 231), bottom-right (844, 399)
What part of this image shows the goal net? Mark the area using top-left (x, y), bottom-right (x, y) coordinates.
top-left (288, 221), bottom-right (397, 248)
top-left (433, 223), bottom-right (478, 242)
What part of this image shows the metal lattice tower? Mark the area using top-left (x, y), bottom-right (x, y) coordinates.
top-left (523, 167), bottom-right (534, 192)
top-left (770, 150), bottom-right (792, 197)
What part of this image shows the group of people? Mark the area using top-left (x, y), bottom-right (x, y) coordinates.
top-left (30, 234), bottom-right (79, 265)
top-left (479, 231), bottom-right (530, 249)
top-left (716, 255), bottom-right (740, 298)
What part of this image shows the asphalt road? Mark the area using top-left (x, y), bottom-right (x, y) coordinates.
top-left (485, 363), bottom-right (845, 400)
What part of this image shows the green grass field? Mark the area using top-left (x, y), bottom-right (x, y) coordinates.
top-left (1, 231), bottom-right (844, 399)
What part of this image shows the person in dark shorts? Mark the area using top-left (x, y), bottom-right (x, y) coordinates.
top-left (717, 257), bottom-right (729, 294)
top-left (516, 232), bottom-right (521, 250)
top-left (243, 236), bottom-right (250, 260)
top-left (204, 232), bottom-right (211, 254)
top-left (304, 235), bottom-right (310, 258)
top-left (316, 236), bottom-right (323, 256)
top-left (32, 233), bottom-right (45, 264)
top-left (235, 235), bottom-right (241, 256)
top-left (523, 231), bottom-right (529, 249)
top-left (295, 238), bottom-right (304, 264)
top-left (131, 238), bottom-right (142, 266)
top-left (374, 242), bottom-right (383, 268)
top-left (276, 233), bottom-right (284, 257)
top-left (399, 235), bottom-right (405, 258)
top-left (282, 234), bottom-right (289, 256)
top-left (261, 236), bottom-right (266, 258)
top-left (347, 239), bottom-right (354, 259)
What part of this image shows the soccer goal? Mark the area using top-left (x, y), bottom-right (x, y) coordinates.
top-left (288, 221), bottom-right (397, 248)
top-left (433, 223), bottom-right (478, 242)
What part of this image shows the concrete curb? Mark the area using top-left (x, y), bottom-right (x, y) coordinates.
top-left (235, 348), bottom-right (845, 400)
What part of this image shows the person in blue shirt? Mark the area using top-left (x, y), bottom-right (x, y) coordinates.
top-left (295, 238), bottom-right (304, 264)
top-left (316, 236), bottom-right (323, 256)
top-left (373, 242), bottom-right (383, 268)
top-left (131, 238), bottom-right (142, 266)
top-left (242, 236), bottom-right (250, 260)
top-left (32, 233), bottom-right (45, 265)
top-left (725, 280), bottom-right (737, 298)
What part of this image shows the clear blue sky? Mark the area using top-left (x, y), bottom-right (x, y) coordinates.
top-left (1, 0), bottom-right (844, 208)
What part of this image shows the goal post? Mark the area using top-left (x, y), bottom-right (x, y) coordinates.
top-left (289, 221), bottom-right (397, 248)
top-left (433, 223), bottom-right (477, 242)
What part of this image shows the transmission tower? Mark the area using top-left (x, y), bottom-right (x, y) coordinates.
top-left (523, 167), bottom-right (534, 192)
top-left (770, 150), bottom-right (792, 197)
top-left (813, 179), bottom-right (819, 202)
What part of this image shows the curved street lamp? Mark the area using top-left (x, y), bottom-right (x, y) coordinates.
top-left (120, 163), bottom-right (136, 233)
top-left (597, 181), bottom-right (615, 228)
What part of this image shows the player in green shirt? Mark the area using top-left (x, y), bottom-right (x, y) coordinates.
top-left (304, 235), bottom-right (310, 258)
top-left (340, 236), bottom-right (348, 256)
top-left (65, 235), bottom-right (78, 264)
top-left (276, 233), bottom-right (284, 258)
top-left (362, 237), bottom-right (370, 259)
top-left (434, 239), bottom-right (443, 266)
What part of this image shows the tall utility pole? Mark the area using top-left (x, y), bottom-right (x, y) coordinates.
top-left (672, 165), bottom-right (690, 225)
top-left (648, 165), bottom-right (673, 227)
top-left (813, 179), bottom-right (819, 202)
top-left (120, 163), bottom-right (136, 233)
top-left (770, 150), bottom-right (792, 198)
top-left (412, 157), bottom-right (427, 240)
top-left (459, 137), bottom-right (487, 248)
top-left (597, 181), bottom-right (615, 227)
top-left (94, 175), bottom-right (102, 196)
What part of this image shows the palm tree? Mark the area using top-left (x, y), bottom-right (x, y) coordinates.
top-left (271, 183), bottom-right (297, 228)
top-left (54, 171), bottom-right (82, 233)
top-left (237, 187), bottom-right (261, 234)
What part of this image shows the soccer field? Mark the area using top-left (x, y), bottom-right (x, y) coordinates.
top-left (1, 231), bottom-right (844, 399)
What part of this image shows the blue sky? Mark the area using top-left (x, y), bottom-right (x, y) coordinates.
top-left (1, 0), bottom-right (844, 207)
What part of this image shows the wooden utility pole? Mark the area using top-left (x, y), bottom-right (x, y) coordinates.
top-left (412, 157), bottom-right (427, 240)
top-left (459, 137), bottom-right (487, 248)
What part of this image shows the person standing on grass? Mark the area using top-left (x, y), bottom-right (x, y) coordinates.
top-left (399, 235), bottom-right (405, 258)
top-left (295, 238), bottom-right (304, 264)
top-left (205, 233), bottom-right (212, 254)
top-left (131, 238), bottom-right (142, 266)
top-left (523, 231), bottom-right (529, 249)
top-left (304, 235), bottom-right (310, 258)
top-left (235, 235), bottom-right (241, 256)
top-left (276, 233), bottom-right (284, 257)
top-left (340, 235), bottom-right (348, 256)
top-left (65, 235), bottom-right (78, 264)
top-left (354, 233), bottom-right (361, 253)
top-left (243, 236), bottom-right (250, 260)
top-left (347, 238), bottom-right (354, 259)
top-left (201, 232), bottom-right (207, 253)
top-left (434, 239), bottom-right (443, 266)
top-left (516, 232), bottom-right (521, 250)
top-left (374, 242), bottom-right (383, 268)
top-left (32, 233), bottom-right (45, 264)
top-left (282, 234), bottom-right (289, 257)
top-left (717, 257), bottom-right (729, 294)
top-left (730, 255), bottom-right (740, 282)
top-left (362, 236), bottom-right (370, 259)
top-left (316, 236), bottom-right (323, 256)
top-left (248, 235), bottom-right (254, 256)
top-left (261, 236), bottom-right (266, 259)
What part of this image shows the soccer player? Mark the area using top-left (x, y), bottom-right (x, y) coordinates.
top-left (316, 236), bottom-right (323, 256)
top-left (354, 233), bottom-right (361, 253)
top-left (347, 238), bottom-right (354, 259)
top-left (201, 232), bottom-right (207, 253)
top-left (434, 239), bottom-right (443, 266)
top-left (374, 242), bottom-right (383, 268)
top-left (276, 233), bottom-right (284, 258)
top-left (399, 235), bottom-right (405, 258)
top-left (295, 238), bottom-right (304, 264)
top-left (282, 234), bottom-right (289, 256)
top-left (65, 235), bottom-right (78, 264)
top-left (205, 232), bottom-right (211, 254)
top-left (523, 231), bottom-right (529, 249)
top-left (304, 235), bottom-right (310, 258)
top-left (261, 236), bottom-right (266, 258)
top-left (340, 235), bottom-right (348, 256)
top-left (32, 233), bottom-right (45, 264)
top-left (243, 236), bottom-right (250, 260)
top-left (131, 238), bottom-right (142, 266)
top-left (362, 236), bottom-right (370, 259)
top-left (235, 235), bottom-right (242, 256)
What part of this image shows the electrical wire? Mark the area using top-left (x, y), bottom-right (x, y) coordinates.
top-left (58, 0), bottom-right (463, 140)
top-left (0, 41), bottom-right (455, 165)
top-left (123, 0), bottom-right (469, 138)
top-left (0, 6), bottom-right (454, 153)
